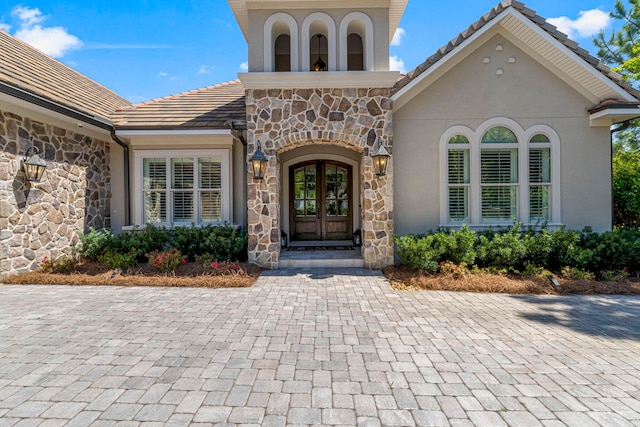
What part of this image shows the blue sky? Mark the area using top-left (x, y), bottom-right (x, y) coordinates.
top-left (0, 0), bottom-right (622, 103)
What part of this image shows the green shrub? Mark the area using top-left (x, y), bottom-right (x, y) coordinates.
top-left (547, 227), bottom-right (591, 271)
top-left (110, 224), bottom-right (169, 261)
top-left (201, 224), bottom-right (248, 261)
top-left (436, 225), bottom-right (477, 265)
top-left (99, 251), bottom-right (138, 270)
top-left (600, 269), bottom-right (630, 282)
top-left (476, 225), bottom-right (527, 269)
top-left (79, 228), bottom-right (113, 261)
top-left (523, 229), bottom-right (553, 268)
top-left (395, 233), bottom-right (443, 272)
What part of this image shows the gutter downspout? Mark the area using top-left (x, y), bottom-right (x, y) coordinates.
top-left (610, 120), bottom-right (631, 229)
top-left (228, 120), bottom-right (248, 231)
top-left (110, 129), bottom-right (131, 226)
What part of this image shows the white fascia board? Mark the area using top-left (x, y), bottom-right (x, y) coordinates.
top-left (115, 129), bottom-right (232, 136)
top-left (589, 107), bottom-right (640, 127)
top-left (238, 71), bottom-right (400, 89)
top-left (391, 8), bottom-right (637, 108)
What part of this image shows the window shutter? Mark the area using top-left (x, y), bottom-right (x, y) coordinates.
top-left (143, 158), bottom-right (167, 223)
top-left (199, 157), bottom-right (222, 189)
top-left (171, 158), bottom-right (195, 223)
top-left (481, 149), bottom-right (518, 184)
top-left (481, 187), bottom-right (517, 221)
top-left (529, 148), bottom-right (550, 183)
top-left (449, 187), bottom-right (468, 222)
top-left (529, 186), bottom-right (549, 221)
top-left (448, 150), bottom-right (469, 184)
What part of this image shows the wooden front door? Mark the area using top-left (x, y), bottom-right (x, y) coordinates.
top-left (290, 161), bottom-right (352, 241)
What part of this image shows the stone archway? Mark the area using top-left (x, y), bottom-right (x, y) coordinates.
top-left (246, 88), bottom-right (394, 269)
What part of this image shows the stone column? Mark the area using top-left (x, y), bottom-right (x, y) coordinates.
top-left (245, 87), bottom-right (395, 269)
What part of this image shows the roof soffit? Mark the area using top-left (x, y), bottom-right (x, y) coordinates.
top-left (228, 0), bottom-right (408, 43)
top-left (392, 7), bottom-right (639, 110)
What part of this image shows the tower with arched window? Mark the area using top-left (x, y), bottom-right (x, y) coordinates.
top-left (229, 0), bottom-right (407, 269)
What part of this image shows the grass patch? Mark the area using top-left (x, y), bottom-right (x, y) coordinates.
top-left (383, 265), bottom-right (640, 295)
top-left (3, 260), bottom-right (261, 288)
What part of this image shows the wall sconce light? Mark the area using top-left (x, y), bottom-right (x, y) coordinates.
top-left (250, 141), bottom-right (268, 180)
top-left (372, 138), bottom-right (390, 177)
top-left (22, 146), bottom-right (47, 183)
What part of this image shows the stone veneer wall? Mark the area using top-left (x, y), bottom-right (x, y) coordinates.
top-left (0, 110), bottom-right (111, 278)
top-left (246, 87), bottom-right (394, 269)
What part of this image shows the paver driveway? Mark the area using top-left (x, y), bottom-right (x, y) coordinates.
top-left (1, 269), bottom-right (640, 426)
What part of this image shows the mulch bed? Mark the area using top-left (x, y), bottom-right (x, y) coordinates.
top-left (3, 261), bottom-right (261, 288)
top-left (383, 265), bottom-right (640, 295)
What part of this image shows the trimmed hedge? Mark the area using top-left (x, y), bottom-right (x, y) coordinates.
top-left (79, 224), bottom-right (248, 263)
top-left (395, 225), bottom-right (640, 278)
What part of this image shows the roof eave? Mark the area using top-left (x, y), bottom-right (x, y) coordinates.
top-left (0, 80), bottom-right (114, 131)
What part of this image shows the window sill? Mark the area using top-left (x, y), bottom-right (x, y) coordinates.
top-left (122, 223), bottom-right (241, 232)
top-left (439, 223), bottom-right (563, 230)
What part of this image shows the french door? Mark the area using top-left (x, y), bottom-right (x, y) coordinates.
top-left (290, 161), bottom-right (352, 241)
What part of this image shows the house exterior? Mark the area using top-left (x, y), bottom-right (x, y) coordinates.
top-left (2, 0), bottom-right (640, 277)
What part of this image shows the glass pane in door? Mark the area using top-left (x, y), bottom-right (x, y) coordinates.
top-left (294, 164), bottom-right (317, 217)
top-left (325, 165), bottom-right (348, 217)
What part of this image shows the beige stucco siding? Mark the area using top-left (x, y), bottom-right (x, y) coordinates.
top-left (248, 8), bottom-right (389, 72)
top-left (393, 34), bottom-right (612, 235)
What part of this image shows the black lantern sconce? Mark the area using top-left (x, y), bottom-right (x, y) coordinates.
top-left (22, 145), bottom-right (47, 183)
top-left (250, 141), bottom-right (268, 180)
top-left (313, 34), bottom-right (326, 72)
top-left (372, 138), bottom-right (390, 177)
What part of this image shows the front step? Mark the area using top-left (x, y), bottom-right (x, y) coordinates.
top-left (278, 249), bottom-right (365, 269)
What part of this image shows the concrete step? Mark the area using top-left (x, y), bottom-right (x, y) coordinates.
top-left (279, 249), bottom-right (365, 269)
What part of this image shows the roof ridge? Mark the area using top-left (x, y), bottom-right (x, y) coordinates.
top-left (392, 0), bottom-right (640, 100)
top-left (121, 79), bottom-right (243, 110)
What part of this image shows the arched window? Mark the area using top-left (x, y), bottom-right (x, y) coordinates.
top-left (442, 120), bottom-right (561, 226)
top-left (264, 13), bottom-right (298, 72)
top-left (339, 12), bottom-right (374, 71)
top-left (310, 34), bottom-right (328, 71)
top-left (274, 34), bottom-right (291, 72)
top-left (480, 127), bottom-right (519, 222)
top-left (347, 33), bottom-right (364, 71)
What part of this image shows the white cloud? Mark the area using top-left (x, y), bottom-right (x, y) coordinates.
top-left (548, 9), bottom-right (611, 39)
top-left (389, 55), bottom-right (406, 74)
top-left (158, 72), bottom-right (168, 78)
top-left (0, 23), bottom-right (11, 32)
top-left (391, 27), bottom-right (405, 47)
top-left (239, 61), bottom-right (249, 72)
top-left (12, 5), bottom-right (45, 27)
top-left (198, 65), bottom-right (215, 75)
top-left (10, 6), bottom-right (82, 58)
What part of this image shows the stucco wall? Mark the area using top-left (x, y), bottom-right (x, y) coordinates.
top-left (393, 34), bottom-right (612, 235)
top-left (0, 109), bottom-right (111, 278)
top-left (247, 8), bottom-right (389, 72)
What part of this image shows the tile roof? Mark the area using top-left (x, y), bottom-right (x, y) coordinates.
top-left (392, 0), bottom-right (640, 100)
top-left (112, 80), bottom-right (246, 129)
top-left (0, 30), bottom-right (130, 121)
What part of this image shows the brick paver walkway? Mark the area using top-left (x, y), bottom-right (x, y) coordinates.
top-left (1, 269), bottom-right (640, 426)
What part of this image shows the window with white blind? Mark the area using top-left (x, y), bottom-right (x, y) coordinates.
top-left (136, 150), bottom-right (230, 226)
top-left (442, 120), bottom-right (560, 227)
top-left (480, 127), bottom-right (518, 222)
top-left (529, 134), bottom-right (552, 222)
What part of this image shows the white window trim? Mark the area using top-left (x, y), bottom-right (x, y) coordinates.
top-left (439, 118), bottom-right (561, 228)
top-left (301, 12), bottom-right (337, 72)
top-left (134, 149), bottom-right (231, 227)
top-left (264, 13), bottom-right (299, 72)
top-left (339, 12), bottom-right (375, 71)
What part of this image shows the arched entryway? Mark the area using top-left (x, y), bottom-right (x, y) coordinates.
top-left (289, 160), bottom-right (353, 241)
